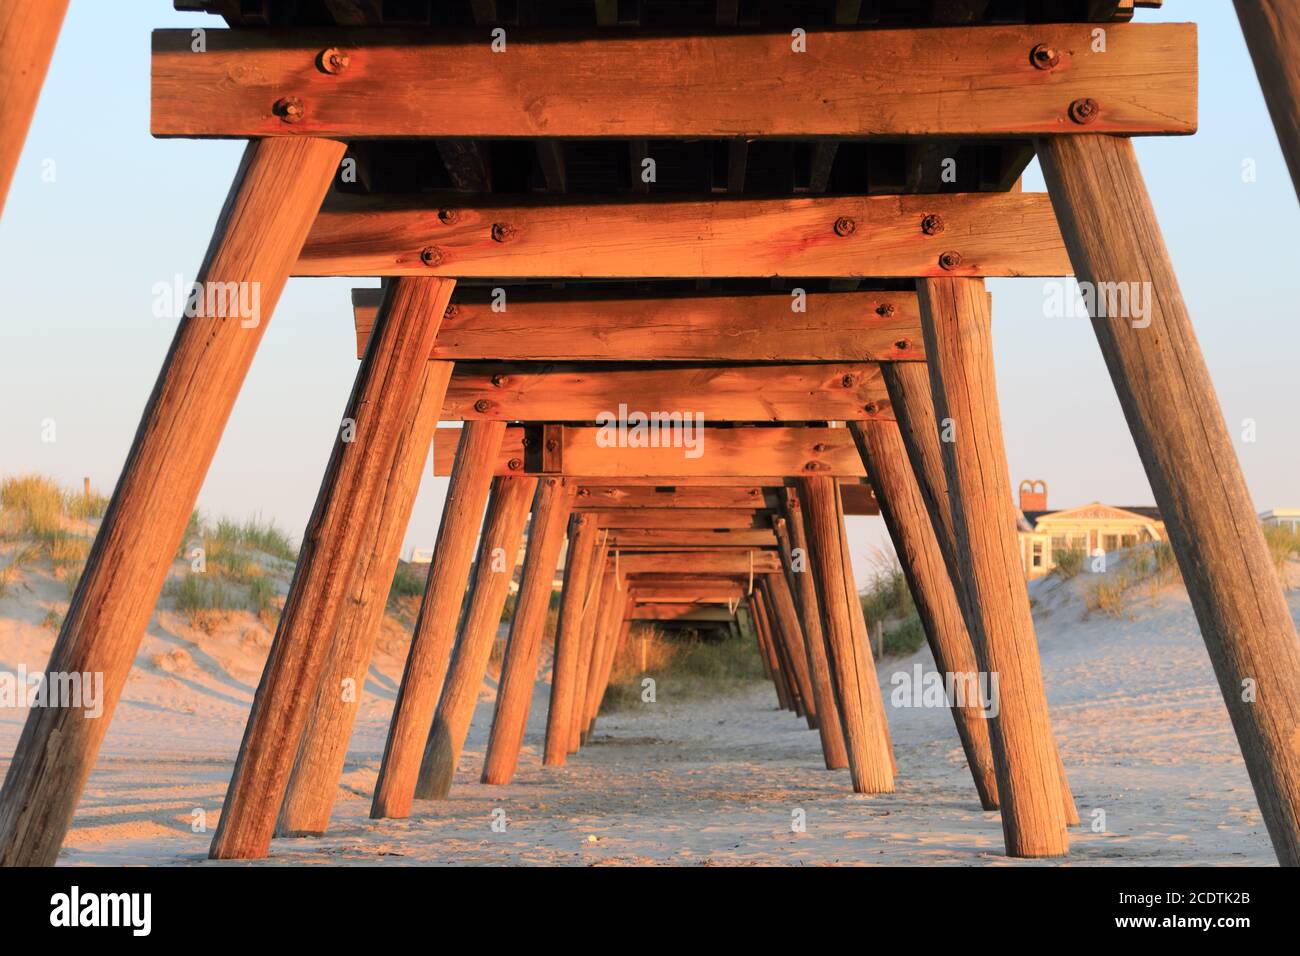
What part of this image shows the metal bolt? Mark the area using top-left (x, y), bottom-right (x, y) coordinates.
top-left (420, 246), bottom-right (443, 267)
top-left (1069, 97), bottom-right (1100, 125)
top-left (804, 461), bottom-right (825, 472)
top-left (864, 401), bottom-right (880, 415)
top-left (317, 47), bottom-right (350, 74)
top-left (491, 373), bottom-right (507, 387)
top-left (1029, 44), bottom-right (1060, 70)
top-left (491, 222), bottom-right (516, 243)
top-left (438, 208), bottom-right (459, 224)
top-left (545, 438), bottom-right (559, 452)
top-left (894, 338), bottom-right (911, 352)
top-left (921, 214), bottom-right (945, 236)
top-left (507, 458), bottom-right (523, 471)
top-left (833, 216), bottom-right (857, 237)
top-left (272, 97), bottom-right (305, 124)
top-left (813, 443), bottom-right (827, 453)
top-left (474, 399), bottom-right (491, 413)
top-left (578, 488), bottom-right (591, 497)
top-left (938, 251), bottom-right (963, 271)
top-left (444, 304), bottom-right (458, 318)
top-left (875, 303), bottom-right (896, 318)
top-left (840, 374), bottom-right (855, 388)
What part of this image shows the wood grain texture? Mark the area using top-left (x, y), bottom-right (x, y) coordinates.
top-left (762, 575), bottom-right (819, 730)
top-left (615, 551), bottom-right (781, 575)
top-left (573, 485), bottom-right (776, 510)
top-left (276, 360), bottom-right (451, 837)
top-left (151, 24), bottom-right (1196, 138)
top-left (750, 589), bottom-right (792, 711)
top-left (591, 510), bottom-right (767, 530)
top-left (354, 288), bottom-right (925, 362)
top-left (569, 543), bottom-right (610, 751)
top-left (544, 515), bottom-right (600, 766)
top-left (606, 529), bottom-right (778, 548)
top-left (370, 420), bottom-right (505, 820)
top-left (0, 0), bottom-right (68, 218)
top-left (431, 426), bottom-right (867, 478)
top-left (775, 498), bottom-right (849, 769)
top-left (210, 276), bottom-right (456, 860)
top-left (851, 418), bottom-right (999, 809)
top-left (443, 362), bottom-right (892, 422)
top-left (582, 569), bottom-right (624, 734)
top-left (0, 137), bottom-right (345, 867)
top-left (1039, 134), bottom-right (1300, 866)
top-left (1235, 0), bottom-right (1300, 200)
top-left (416, 475), bottom-right (537, 799)
top-left (799, 476), bottom-right (894, 793)
top-left (301, 191), bottom-right (1070, 278)
top-left (482, 477), bottom-right (575, 785)
top-left (918, 275), bottom-right (1068, 857)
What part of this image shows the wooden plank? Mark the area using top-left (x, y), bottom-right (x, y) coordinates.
top-left (431, 426), bottom-right (866, 477)
top-left (606, 529), bottom-right (778, 548)
top-left (0, 1), bottom-right (69, 219)
top-left (616, 551), bottom-right (781, 575)
top-left (151, 24), bottom-right (1196, 139)
top-left (302, 191), bottom-right (1070, 278)
top-left (591, 510), bottom-right (767, 530)
top-left (630, 605), bottom-right (734, 621)
top-left (442, 362), bottom-right (892, 422)
top-left (573, 485), bottom-right (777, 510)
top-left (630, 583), bottom-right (745, 603)
top-left (353, 288), bottom-right (925, 362)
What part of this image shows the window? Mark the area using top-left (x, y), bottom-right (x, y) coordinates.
top-left (1121, 534), bottom-right (1136, 549)
top-left (1103, 534), bottom-right (1119, 552)
top-left (1032, 542), bottom-right (1044, 568)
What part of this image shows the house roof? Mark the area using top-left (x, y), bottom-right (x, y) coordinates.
top-left (1023, 503), bottom-right (1163, 527)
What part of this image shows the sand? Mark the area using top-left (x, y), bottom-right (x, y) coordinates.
top-left (0, 558), bottom-right (1283, 866)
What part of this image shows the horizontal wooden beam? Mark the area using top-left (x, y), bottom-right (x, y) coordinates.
top-left (629, 584), bottom-right (746, 603)
top-left (442, 362), bottom-right (891, 422)
top-left (574, 485), bottom-right (777, 510)
top-left (607, 529), bottom-right (778, 548)
top-left (152, 24), bottom-right (1195, 139)
top-left (616, 551), bottom-right (782, 575)
top-left (353, 288), bottom-right (924, 362)
top-left (630, 605), bottom-right (736, 622)
top-left (432, 426), bottom-right (866, 477)
top-left (302, 192), bottom-right (1069, 278)
top-left (595, 510), bottom-right (768, 530)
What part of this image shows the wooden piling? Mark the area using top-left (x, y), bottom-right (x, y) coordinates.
top-left (544, 514), bottom-right (599, 766)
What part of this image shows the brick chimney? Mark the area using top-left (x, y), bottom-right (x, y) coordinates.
top-left (1019, 479), bottom-right (1047, 513)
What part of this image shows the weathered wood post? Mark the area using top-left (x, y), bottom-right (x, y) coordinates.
top-left (544, 514), bottom-right (599, 766)
top-left (1040, 134), bottom-right (1300, 865)
top-left (570, 540), bottom-right (610, 752)
top-left (776, 494), bottom-right (849, 769)
top-left (0, 0), bottom-right (68, 219)
top-left (277, 361), bottom-right (452, 837)
top-left (588, 589), bottom-right (633, 731)
top-left (581, 567), bottom-right (623, 739)
top-left (917, 275), bottom-right (1068, 857)
top-left (211, 277), bottom-right (456, 859)
top-left (761, 575), bottom-right (819, 730)
top-left (371, 420), bottom-right (506, 820)
top-left (481, 478), bottom-right (575, 784)
top-left (1235, 0), bottom-right (1300, 200)
top-left (751, 587), bottom-right (794, 711)
top-left (0, 137), bottom-right (345, 867)
top-left (849, 418), bottom-right (1000, 809)
top-left (799, 476), bottom-right (894, 794)
top-left (416, 475), bottom-right (537, 799)
top-left (882, 360), bottom-right (1078, 822)
top-left (835, 486), bottom-right (897, 775)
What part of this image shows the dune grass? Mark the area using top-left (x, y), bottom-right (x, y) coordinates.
top-left (600, 624), bottom-right (767, 712)
top-left (1264, 524), bottom-right (1300, 580)
top-left (1085, 540), bottom-right (1182, 618)
top-left (1050, 546), bottom-right (1086, 580)
top-left (857, 551), bottom-right (925, 657)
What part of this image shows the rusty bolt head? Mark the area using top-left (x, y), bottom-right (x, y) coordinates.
top-left (1069, 97), bottom-right (1100, 125)
top-left (545, 438), bottom-right (558, 452)
top-left (507, 458), bottom-right (523, 471)
top-left (1029, 44), bottom-right (1060, 70)
top-left (438, 208), bottom-right (459, 225)
top-left (875, 303), bottom-right (896, 318)
top-left (317, 47), bottom-right (350, 74)
top-left (921, 214), bottom-right (945, 236)
top-left (491, 373), bottom-right (508, 387)
top-left (894, 338), bottom-right (912, 352)
top-left (473, 399), bottom-right (491, 413)
top-left (864, 401), bottom-right (881, 415)
top-left (491, 222), bottom-right (516, 243)
top-left (938, 250), bottom-right (963, 271)
top-left (813, 443), bottom-right (828, 453)
top-left (578, 488), bottom-right (591, 497)
top-left (272, 97), bottom-right (305, 124)
top-left (444, 304), bottom-right (458, 319)
top-left (520, 436), bottom-right (534, 449)
top-left (420, 246), bottom-right (443, 267)
top-left (833, 216), bottom-right (857, 237)
top-left (840, 374), bottom-right (855, 388)
top-left (804, 461), bottom-right (826, 472)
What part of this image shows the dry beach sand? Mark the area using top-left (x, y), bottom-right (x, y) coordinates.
top-left (0, 557), bottom-right (1283, 866)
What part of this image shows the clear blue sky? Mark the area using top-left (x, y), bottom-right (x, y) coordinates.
top-left (2, 2), bottom-right (1296, 585)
